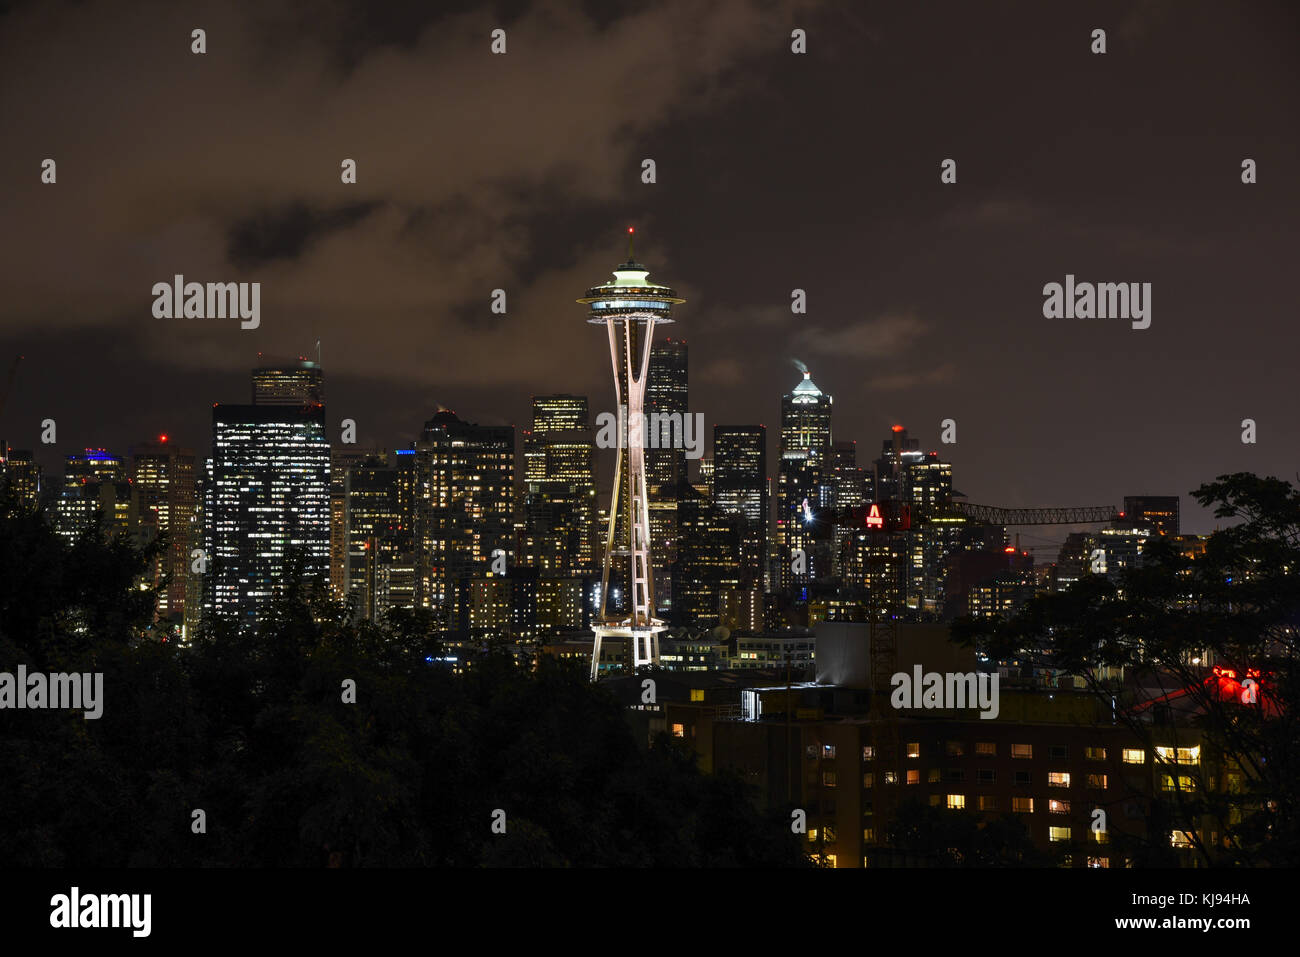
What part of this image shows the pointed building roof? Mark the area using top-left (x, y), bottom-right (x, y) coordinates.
top-left (792, 371), bottom-right (822, 396)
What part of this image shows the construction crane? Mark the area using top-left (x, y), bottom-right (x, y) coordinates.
top-left (952, 502), bottom-right (1119, 525)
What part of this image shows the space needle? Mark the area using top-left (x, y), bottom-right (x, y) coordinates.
top-left (579, 228), bottom-right (684, 680)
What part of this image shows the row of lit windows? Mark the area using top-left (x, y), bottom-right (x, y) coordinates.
top-left (859, 743), bottom-right (1122, 762)
top-left (859, 770), bottom-right (1109, 790)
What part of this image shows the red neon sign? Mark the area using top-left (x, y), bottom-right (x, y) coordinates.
top-left (866, 504), bottom-right (884, 529)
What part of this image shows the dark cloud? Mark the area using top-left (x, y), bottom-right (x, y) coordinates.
top-left (0, 0), bottom-right (1296, 535)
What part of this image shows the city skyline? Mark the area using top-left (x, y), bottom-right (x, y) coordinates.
top-left (1, 0), bottom-right (1297, 896)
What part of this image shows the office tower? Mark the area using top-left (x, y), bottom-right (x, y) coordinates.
top-left (645, 338), bottom-right (689, 490)
top-left (1123, 495), bottom-right (1180, 537)
top-left (672, 480), bottom-right (742, 627)
top-left (344, 452), bottom-right (399, 620)
top-left (696, 456), bottom-right (714, 496)
top-left (873, 425), bottom-right (919, 503)
top-left (251, 356), bottom-right (324, 406)
top-left (207, 403), bottom-right (331, 628)
top-left (55, 449), bottom-right (136, 543)
top-left (132, 436), bottom-right (197, 625)
top-left (0, 445), bottom-right (41, 510)
top-left (580, 235), bottom-right (684, 678)
top-left (413, 410), bottom-right (514, 617)
top-left (524, 395), bottom-right (597, 572)
top-left (713, 425), bottom-right (767, 586)
top-left (643, 337), bottom-right (689, 614)
top-left (777, 367), bottom-right (833, 593)
top-left (829, 441), bottom-right (871, 508)
top-left (331, 446), bottom-right (384, 599)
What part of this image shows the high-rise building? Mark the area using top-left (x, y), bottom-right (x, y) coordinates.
top-left (646, 338), bottom-right (688, 491)
top-left (777, 368), bottom-right (833, 593)
top-left (713, 425), bottom-right (767, 587)
top-left (672, 480), bottom-right (741, 628)
top-left (132, 436), bottom-right (197, 626)
top-left (331, 446), bottom-right (385, 600)
top-left (251, 357), bottom-right (324, 406)
top-left (1123, 495), bottom-right (1180, 537)
top-left (206, 403), bottom-right (331, 628)
top-left (0, 445), bottom-right (41, 511)
top-left (55, 449), bottom-right (136, 544)
top-left (413, 411), bottom-right (514, 616)
top-left (344, 451), bottom-right (419, 621)
top-left (523, 395), bottom-right (597, 572)
top-left (645, 337), bottom-right (689, 614)
top-left (580, 237), bottom-right (684, 677)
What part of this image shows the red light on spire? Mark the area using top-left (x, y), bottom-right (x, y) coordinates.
top-left (159, 434), bottom-right (168, 443)
top-left (891, 425), bottom-right (904, 433)
top-left (1004, 546), bottom-right (1015, 553)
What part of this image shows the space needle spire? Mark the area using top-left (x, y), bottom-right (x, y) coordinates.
top-left (578, 229), bottom-right (684, 680)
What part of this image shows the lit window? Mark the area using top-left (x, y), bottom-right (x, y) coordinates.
top-left (671, 723), bottom-right (685, 738)
top-left (907, 742), bottom-right (920, 759)
top-left (1122, 749), bottom-right (1145, 764)
top-left (1048, 771), bottom-right (1071, 788)
top-left (1087, 773), bottom-right (1108, 789)
top-left (1049, 799), bottom-right (1071, 814)
top-left (1091, 829), bottom-right (1110, 845)
top-left (690, 688), bottom-right (704, 702)
top-left (1171, 830), bottom-right (1195, 849)
top-left (1049, 826), bottom-right (1071, 842)
top-left (1085, 746), bottom-right (1107, 761)
top-left (928, 769), bottom-right (941, 783)
top-left (1012, 744), bottom-right (1033, 759)
top-left (1160, 774), bottom-right (1197, 792)
top-left (823, 744), bottom-right (837, 759)
top-left (808, 828), bottom-right (818, 842)
top-left (824, 825), bottom-right (837, 842)
top-left (979, 796), bottom-right (998, 811)
top-left (863, 773), bottom-right (873, 789)
top-left (947, 794), bottom-right (965, 810)
top-left (862, 828), bottom-right (875, 843)
top-left (1155, 746), bottom-right (1200, 765)
top-left (822, 771), bottom-right (838, 788)
top-left (1087, 856), bottom-right (1110, 868)
top-left (1013, 797), bottom-right (1034, 813)
top-left (862, 745), bottom-right (875, 761)
top-left (824, 853), bottom-right (837, 868)
top-left (883, 771), bottom-right (897, 785)
top-left (906, 769), bottom-right (920, 785)
top-left (975, 742), bottom-right (996, 756)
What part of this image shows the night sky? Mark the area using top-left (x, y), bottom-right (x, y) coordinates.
top-left (2, 0), bottom-right (1296, 548)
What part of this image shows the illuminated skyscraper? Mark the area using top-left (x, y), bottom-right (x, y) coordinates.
top-left (132, 436), bottom-right (197, 626)
top-left (713, 425), bottom-right (767, 586)
top-left (777, 367), bottom-right (833, 593)
top-left (579, 231), bottom-right (684, 678)
top-left (56, 449), bottom-right (136, 544)
top-left (206, 404), bottom-right (331, 627)
top-left (523, 395), bottom-right (597, 573)
top-left (0, 445), bottom-right (41, 511)
top-left (413, 411), bottom-right (514, 614)
top-left (251, 356), bottom-right (324, 406)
